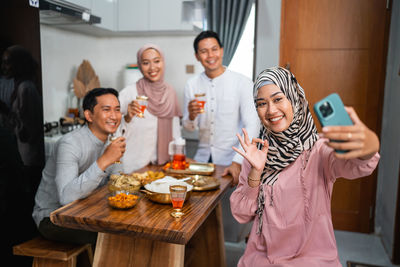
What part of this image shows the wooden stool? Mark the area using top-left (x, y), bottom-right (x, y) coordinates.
top-left (13, 236), bottom-right (93, 267)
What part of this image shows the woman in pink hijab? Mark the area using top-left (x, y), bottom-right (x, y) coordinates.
top-left (119, 44), bottom-right (182, 173)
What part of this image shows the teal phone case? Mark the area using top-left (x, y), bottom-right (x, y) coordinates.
top-left (313, 93), bottom-right (353, 153)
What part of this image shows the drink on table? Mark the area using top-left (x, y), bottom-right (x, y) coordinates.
top-left (169, 185), bottom-right (187, 218)
top-left (171, 197), bottom-right (185, 209)
top-left (172, 154), bottom-right (186, 170)
top-left (168, 137), bottom-right (187, 170)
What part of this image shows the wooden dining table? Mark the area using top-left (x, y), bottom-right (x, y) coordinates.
top-left (50, 164), bottom-right (233, 267)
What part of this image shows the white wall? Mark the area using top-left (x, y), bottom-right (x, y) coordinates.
top-left (375, 0), bottom-right (400, 259)
top-left (40, 25), bottom-right (203, 122)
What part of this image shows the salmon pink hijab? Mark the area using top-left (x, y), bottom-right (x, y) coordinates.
top-left (136, 44), bottom-right (182, 165)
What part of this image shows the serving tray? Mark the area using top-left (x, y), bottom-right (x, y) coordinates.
top-left (165, 162), bottom-right (215, 176)
top-left (189, 175), bottom-right (220, 191)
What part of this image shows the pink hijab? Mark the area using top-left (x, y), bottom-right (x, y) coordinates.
top-left (136, 44), bottom-right (182, 165)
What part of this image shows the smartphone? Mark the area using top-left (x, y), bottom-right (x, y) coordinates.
top-left (313, 93), bottom-right (353, 153)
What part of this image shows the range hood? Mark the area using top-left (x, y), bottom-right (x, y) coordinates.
top-left (39, 0), bottom-right (101, 25)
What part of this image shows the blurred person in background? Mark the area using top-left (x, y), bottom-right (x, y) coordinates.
top-left (1, 45), bottom-right (44, 198)
top-left (0, 45), bottom-right (44, 264)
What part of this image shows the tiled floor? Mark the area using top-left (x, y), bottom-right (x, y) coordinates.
top-left (335, 230), bottom-right (399, 267)
top-left (225, 231), bottom-right (400, 267)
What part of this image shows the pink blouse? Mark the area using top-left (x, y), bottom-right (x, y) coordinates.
top-left (230, 138), bottom-right (380, 267)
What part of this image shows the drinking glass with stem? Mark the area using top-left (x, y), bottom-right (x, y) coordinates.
top-left (169, 185), bottom-right (187, 218)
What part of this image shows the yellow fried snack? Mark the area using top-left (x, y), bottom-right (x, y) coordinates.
top-left (108, 192), bottom-right (139, 209)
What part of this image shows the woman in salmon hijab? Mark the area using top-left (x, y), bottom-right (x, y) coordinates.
top-left (119, 44), bottom-right (182, 173)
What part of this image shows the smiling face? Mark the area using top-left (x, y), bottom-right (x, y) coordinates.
top-left (195, 37), bottom-right (224, 78)
top-left (139, 48), bottom-right (164, 83)
top-left (255, 84), bottom-right (294, 133)
top-left (84, 93), bottom-right (121, 142)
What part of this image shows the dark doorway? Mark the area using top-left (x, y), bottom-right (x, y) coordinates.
top-left (0, 0), bottom-right (44, 265)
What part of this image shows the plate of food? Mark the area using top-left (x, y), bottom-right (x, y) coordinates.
top-left (163, 162), bottom-right (215, 177)
top-left (188, 175), bottom-right (220, 191)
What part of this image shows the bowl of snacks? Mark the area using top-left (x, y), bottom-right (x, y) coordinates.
top-left (108, 173), bottom-right (141, 193)
top-left (108, 190), bottom-right (141, 209)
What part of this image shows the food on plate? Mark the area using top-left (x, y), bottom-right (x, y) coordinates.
top-left (108, 173), bottom-right (141, 193)
top-left (138, 170), bottom-right (165, 185)
top-left (163, 162), bottom-right (189, 171)
top-left (108, 192), bottom-right (139, 209)
top-left (109, 171), bottom-right (165, 192)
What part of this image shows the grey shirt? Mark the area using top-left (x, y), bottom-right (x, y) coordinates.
top-left (32, 125), bottom-right (122, 227)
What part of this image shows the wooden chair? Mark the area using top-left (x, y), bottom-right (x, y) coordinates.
top-left (13, 236), bottom-right (93, 267)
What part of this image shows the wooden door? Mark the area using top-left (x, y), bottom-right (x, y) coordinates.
top-left (280, 0), bottom-right (391, 232)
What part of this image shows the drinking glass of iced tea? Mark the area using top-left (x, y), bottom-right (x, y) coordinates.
top-left (136, 95), bottom-right (148, 118)
top-left (169, 185), bottom-right (187, 218)
top-left (109, 129), bottom-right (125, 164)
top-left (194, 93), bottom-right (206, 113)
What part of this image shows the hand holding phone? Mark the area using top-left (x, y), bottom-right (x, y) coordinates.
top-left (313, 93), bottom-right (353, 153)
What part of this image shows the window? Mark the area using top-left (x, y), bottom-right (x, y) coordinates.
top-left (228, 3), bottom-right (255, 80)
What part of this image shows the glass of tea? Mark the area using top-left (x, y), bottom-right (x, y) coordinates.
top-left (194, 93), bottom-right (206, 113)
top-left (136, 95), bottom-right (148, 118)
top-left (169, 185), bottom-right (187, 218)
top-left (109, 129), bottom-right (125, 164)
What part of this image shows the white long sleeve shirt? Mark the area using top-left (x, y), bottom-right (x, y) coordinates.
top-left (119, 84), bottom-right (181, 173)
top-left (183, 69), bottom-right (259, 165)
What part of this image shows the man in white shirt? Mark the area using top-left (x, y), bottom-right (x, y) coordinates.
top-left (183, 31), bottom-right (259, 243)
top-left (183, 30), bottom-right (259, 184)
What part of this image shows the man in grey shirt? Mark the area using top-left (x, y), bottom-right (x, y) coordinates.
top-left (32, 88), bottom-right (126, 245)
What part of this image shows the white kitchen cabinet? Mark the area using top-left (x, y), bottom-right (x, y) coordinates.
top-left (118, 0), bottom-right (198, 32)
top-left (149, 0), bottom-right (193, 31)
top-left (118, 0), bottom-right (148, 31)
top-left (91, 0), bottom-right (117, 31)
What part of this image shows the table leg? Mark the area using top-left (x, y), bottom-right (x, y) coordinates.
top-left (184, 203), bottom-right (226, 267)
top-left (93, 232), bottom-right (184, 267)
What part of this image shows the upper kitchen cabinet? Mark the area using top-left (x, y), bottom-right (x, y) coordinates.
top-left (39, 0), bottom-right (204, 35)
top-left (118, 0), bottom-right (203, 33)
top-left (118, 0), bottom-right (147, 31)
top-left (149, 0), bottom-right (193, 31)
top-left (91, 0), bottom-right (117, 31)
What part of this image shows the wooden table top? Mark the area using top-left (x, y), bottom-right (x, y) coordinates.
top-left (50, 164), bottom-right (232, 245)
